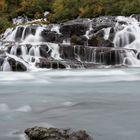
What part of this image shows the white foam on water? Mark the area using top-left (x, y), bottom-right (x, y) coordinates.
top-left (15, 105), bottom-right (32, 112)
top-left (45, 69), bottom-right (128, 77)
top-left (62, 101), bottom-right (76, 107)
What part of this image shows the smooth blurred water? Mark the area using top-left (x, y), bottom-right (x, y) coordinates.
top-left (1, 68), bottom-right (140, 140)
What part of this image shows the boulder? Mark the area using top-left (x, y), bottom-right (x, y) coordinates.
top-left (8, 57), bottom-right (27, 71)
top-left (25, 127), bottom-right (92, 140)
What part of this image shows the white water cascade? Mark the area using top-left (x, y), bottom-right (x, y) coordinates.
top-left (114, 16), bottom-right (140, 65)
top-left (1, 58), bottom-right (12, 71)
top-left (24, 27), bottom-right (44, 43)
top-left (1, 16), bottom-right (140, 71)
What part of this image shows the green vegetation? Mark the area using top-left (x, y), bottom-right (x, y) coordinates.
top-left (0, 0), bottom-right (140, 32)
top-left (0, 16), bottom-right (13, 33)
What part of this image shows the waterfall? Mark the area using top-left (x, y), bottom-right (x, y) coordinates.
top-left (28, 45), bottom-right (40, 57)
top-left (114, 16), bottom-right (140, 49)
top-left (104, 27), bottom-right (111, 40)
top-left (84, 21), bottom-right (93, 39)
top-left (113, 16), bottom-right (140, 65)
top-left (3, 25), bottom-right (45, 43)
top-left (46, 43), bottom-right (61, 60)
top-left (1, 58), bottom-right (12, 71)
top-left (21, 45), bottom-right (28, 56)
top-left (24, 27), bottom-right (44, 43)
top-left (10, 45), bottom-right (18, 55)
top-left (1, 15), bottom-right (140, 71)
top-left (3, 27), bottom-right (18, 42)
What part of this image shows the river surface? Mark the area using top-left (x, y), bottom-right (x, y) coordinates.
top-left (0, 68), bottom-right (140, 140)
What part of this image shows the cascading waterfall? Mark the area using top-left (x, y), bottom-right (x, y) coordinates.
top-left (113, 16), bottom-right (140, 65)
top-left (84, 21), bottom-right (93, 39)
top-left (1, 15), bottom-right (140, 71)
top-left (104, 27), bottom-right (111, 40)
top-left (1, 58), bottom-right (12, 71)
top-left (28, 45), bottom-right (40, 57)
top-left (46, 43), bottom-right (61, 60)
top-left (24, 27), bottom-right (44, 43)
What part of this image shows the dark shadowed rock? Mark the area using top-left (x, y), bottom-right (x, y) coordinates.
top-left (70, 35), bottom-right (88, 45)
top-left (88, 29), bottom-right (114, 47)
top-left (88, 35), bottom-right (102, 46)
top-left (8, 58), bottom-right (27, 71)
top-left (25, 127), bottom-right (92, 140)
top-left (36, 58), bottom-right (66, 69)
top-left (41, 30), bottom-right (63, 43)
top-left (60, 19), bottom-right (89, 37)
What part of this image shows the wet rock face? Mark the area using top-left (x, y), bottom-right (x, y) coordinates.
top-left (8, 58), bottom-right (27, 71)
top-left (70, 35), bottom-right (88, 45)
top-left (36, 58), bottom-right (66, 69)
top-left (25, 127), bottom-right (92, 140)
top-left (41, 30), bottom-right (63, 43)
top-left (60, 22), bottom-right (88, 37)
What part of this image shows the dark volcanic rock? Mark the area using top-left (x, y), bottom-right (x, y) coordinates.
top-left (60, 19), bottom-right (89, 37)
top-left (8, 57), bottom-right (27, 71)
top-left (88, 29), bottom-right (114, 47)
top-left (25, 127), bottom-right (92, 140)
top-left (41, 30), bottom-right (63, 43)
top-left (36, 58), bottom-right (66, 69)
top-left (70, 35), bottom-right (88, 45)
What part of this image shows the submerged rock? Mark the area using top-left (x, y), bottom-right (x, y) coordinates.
top-left (25, 127), bottom-right (92, 140)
